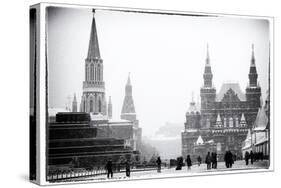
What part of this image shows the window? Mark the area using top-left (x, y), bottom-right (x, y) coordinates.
top-left (90, 64), bottom-right (94, 80)
top-left (90, 99), bottom-right (94, 112)
top-left (98, 99), bottom-right (102, 113)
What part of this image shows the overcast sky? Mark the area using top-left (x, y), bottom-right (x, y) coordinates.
top-left (47, 7), bottom-right (270, 137)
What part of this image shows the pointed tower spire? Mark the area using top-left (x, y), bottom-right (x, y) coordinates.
top-left (87, 9), bottom-right (100, 60)
top-left (72, 93), bottom-right (77, 112)
top-left (203, 44), bottom-right (213, 87)
top-left (251, 44), bottom-right (255, 66)
top-left (206, 43), bottom-right (210, 66)
top-left (127, 72), bottom-right (131, 85)
top-left (248, 44), bottom-right (258, 87)
top-left (121, 73), bottom-right (136, 121)
top-left (81, 9), bottom-right (106, 115)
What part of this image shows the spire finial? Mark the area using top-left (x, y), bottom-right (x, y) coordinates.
top-left (252, 44), bottom-right (255, 57)
top-left (206, 43), bottom-right (210, 66)
top-left (250, 44), bottom-right (256, 67)
top-left (207, 43), bottom-right (209, 58)
top-left (191, 92), bottom-right (194, 102)
top-left (127, 72), bottom-right (131, 85)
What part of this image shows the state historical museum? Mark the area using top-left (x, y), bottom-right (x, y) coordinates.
top-left (181, 45), bottom-right (262, 161)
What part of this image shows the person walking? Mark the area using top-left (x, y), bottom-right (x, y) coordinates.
top-left (125, 160), bottom-right (131, 177)
top-left (197, 155), bottom-right (202, 166)
top-left (250, 151), bottom-right (254, 165)
top-left (105, 160), bottom-right (113, 179)
top-left (228, 151), bottom-right (233, 168)
top-left (186, 155), bottom-right (192, 170)
top-left (156, 156), bottom-right (162, 173)
top-left (224, 150), bottom-right (233, 168)
top-left (245, 151), bottom-right (250, 165)
top-left (205, 152), bottom-right (212, 170)
top-left (211, 152), bottom-right (217, 169)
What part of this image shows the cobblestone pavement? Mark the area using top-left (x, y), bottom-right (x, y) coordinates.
top-left (58, 160), bottom-right (269, 183)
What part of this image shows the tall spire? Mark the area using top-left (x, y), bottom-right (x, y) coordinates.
top-left (203, 44), bottom-right (213, 87)
top-left (127, 72), bottom-right (131, 85)
top-left (248, 44), bottom-right (258, 87)
top-left (81, 9), bottom-right (106, 115)
top-left (206, 43), bottom-right (210, 66)
top-left (251, 44), bottom-right (255, 66)
top-left (121, 74), bottom-right (136, 120)
top-left (72, 93), bottom-right (77, 112)
top-left (87, 9), bottom-right (100, 60)
top-left (125, 73), bottom-right (132, 97)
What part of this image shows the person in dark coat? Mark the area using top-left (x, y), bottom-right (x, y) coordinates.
top-left (156, 157), bottom-right (162, 173)
top-left (205, 152), bottom-right (212, 170)
top-left (245, 151), bottom-right (250, 165)
top-left (125, 160), bottom-right (131, 177)
top-left (197, 155), bottom-right (202, 166)
top-left (224, 151), bottom-right (233, 168)
top-left (211, 152), bottom-right (217, 169)
top-left (250, 151), bottom-right (254, 165)
top-left (186, 155), bottom-right (192, 170)
top-left (105, 160), bottom-right (113, 179)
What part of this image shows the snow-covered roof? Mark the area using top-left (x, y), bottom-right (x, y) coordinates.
top-left (196, 135), bottom-right (204, 145)
top-left (217, 82), bottom-right (246, 101)
top-left (216, 113), bottom-right (222, 122)
top-left (253, 108), bottom-right (268, 131)
top-left (48, 108), bottom-right (70, 117)
top-left (90, 113), bottom-right (108, 121)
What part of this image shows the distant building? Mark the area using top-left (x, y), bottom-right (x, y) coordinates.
top-left (182, 45), bottom-right (263, 160)
top-left (242, 100), bottom-right (270, 159)
top-left (121, 74), bottom-right (142, 151)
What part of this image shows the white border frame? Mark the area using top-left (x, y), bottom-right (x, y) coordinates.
top-left (33, 2), bottom-right (274, 185)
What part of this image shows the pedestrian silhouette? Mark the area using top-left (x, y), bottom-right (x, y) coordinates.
top-left (205, 152), bottom-right (212, 170)
top-left (125, 159), bottom-right (131, 177)
top-left (250, 151), bottom-right (254, 165)
top-left (245, 151), bottom-right (250, 165)
top-left (186, 155), bottom-right (192, 170)
top-left (105, 160), bottom-right (113, 179)
top-left (156, 157), bottom-right (162, 173)
top-left (211, 152), bottom-right (217, 169)
top-left (197, 155), bottom-right (202, 166)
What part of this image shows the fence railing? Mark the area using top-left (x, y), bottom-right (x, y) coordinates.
top-left (47, 169), bottom-right (106, 181)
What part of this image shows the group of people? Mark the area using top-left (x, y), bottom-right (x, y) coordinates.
top-left (105, 159), bottom-right (131, 179)
top-left (104, 150), bottom-right (261, 178)
top-left (105, 157), bottom-right (163, 179)
top-left (224, 150), bottom-right (234, 168)
top-left (244, 151), bottom-right (264, 165)
top-left (204, 152), bottom-right (218, 170)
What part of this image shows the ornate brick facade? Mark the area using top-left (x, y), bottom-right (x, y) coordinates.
top-left (182, 45), bottom-right (261, 160)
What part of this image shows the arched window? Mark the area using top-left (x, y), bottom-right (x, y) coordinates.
top-left (98, 99), bottom-right (102, 113)
top-left (90, 98), bottom-right (94, 112)
top-left (94, 66), bottom-right (97, 81)
top-left (90, 64), bottom-right (94, 80)
top-left (97, 64), bottom-right (100, 81)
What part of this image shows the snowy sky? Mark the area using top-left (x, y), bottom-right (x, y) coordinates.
top-left (47, 6), bottom-right (270, 137)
